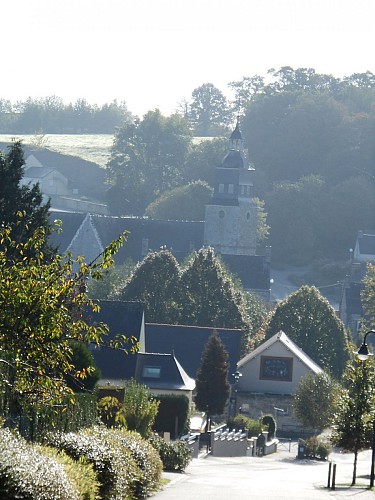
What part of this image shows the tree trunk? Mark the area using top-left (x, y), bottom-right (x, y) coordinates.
top-left (352, 449), bottom-right (358, 486)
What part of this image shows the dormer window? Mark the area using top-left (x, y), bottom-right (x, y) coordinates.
top-left (218, 183), bottom-right (225, 193)
top-left (228, 184), bottom-right (234, 194)
top-left (142, 366), bottom-right (161, 378)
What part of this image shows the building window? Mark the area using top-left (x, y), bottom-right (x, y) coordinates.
top-left (246, 212), bottom-right (251, 220)
top-left (259, 356), bottom-right (293, 382)
top-left (142, 366), bottom-right (161, 379)
top-left (219, 210), bottom-right (225, 218)
top-left (218, 183), bottom-right (225, 193)
top-left (228, 183), bottom-right (234, 194)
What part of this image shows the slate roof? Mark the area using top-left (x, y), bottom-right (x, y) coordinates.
top-left (24, 166), bottom-right (54, 179)
top-left (135, 352), bottom-right (195, 391)
top-left (344, 282), bottom-right (364, 317)
top-left (145, 323), bottom-right (242, 380)
top-left (48, 211), bottom-right (271, 295)
top-left (357, 232), bottom-right (375, 256)
top-left (221, 254), bottom-right (270, 291)
top-left (238, 331), bottom-right (323, 375)
top-left (89, 300), bottom-right (144, 381)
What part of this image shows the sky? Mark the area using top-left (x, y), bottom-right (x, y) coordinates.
top-left (1, 0), bottom-right (374, 117)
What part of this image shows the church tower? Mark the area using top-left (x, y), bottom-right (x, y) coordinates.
top-left (204, 118), bottom-right (258, 256)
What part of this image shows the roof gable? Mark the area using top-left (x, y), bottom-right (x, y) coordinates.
top-left (135, 352), bottom-right (195, 391)
top-left (238, 331), bottom-right (322, 375)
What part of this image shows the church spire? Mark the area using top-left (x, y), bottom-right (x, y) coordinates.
top-left (229, 116), bottom-right (244, 152)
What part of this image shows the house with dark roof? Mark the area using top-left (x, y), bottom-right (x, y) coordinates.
top-left (235, 331), bottom-right (323, 434)
top-left (145, 323), bottom-right (242, 380)
top-left (135, 352), bottom-right (195, 404)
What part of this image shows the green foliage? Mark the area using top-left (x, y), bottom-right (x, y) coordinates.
top-left (0, 141), bottom-right (53, 259)
top-left (187, 83), bottom-right (233, 136)
top-left (263, 285), bottom-right (349, 377)
top-left (227, 414), bottom-right (263, 437)
top-left (145, 180), bottom-right (213, 221)
top-left (153, 394), bottom-right (190, 438)
top-left (0, 427), bottom-right (80, 499)
top-left (67, 341), bottom-right (101, 392)
top-left (37, 445), bottom-right (100, 500)
top-left (29, 393), bottom-right (98, 441)
top-left (180, 248), bottom-right (254, 352)
top-left (118, 380), bottom-right (160, 438)
top-left (87, 259), bottom-right (135, 300)
top-left (293, 372), bottom-right (339, 432)
top-left (0, 214), bottom-right (129, 409)
top-left (194, 330), bottom-right (230, 417)
top-left (117, 247), bottom-right (261, 352)
top-left (184, 137), bottom-right (227, 185)
top-left (149, 433), bottom-right (192, 471)
top-left (46, 426), bottom-right (141, 499)
top-left (110, 430), bottom-right (163, 498)
top-left (304, 436), bottom-right (332, 460)
top-left (106, 110), bottom-right (192, 215)
top-left (118, 250), bottom-right (181, 323)
top-left (362, 263), bottom-right (375, 329)
top-left (98, 396), bottom-right (122, 427)
top-left (331, 358), bottom-right (375, 485)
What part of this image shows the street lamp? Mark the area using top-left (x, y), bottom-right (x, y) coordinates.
top-left (232, 370), bottom-right (242, 417)
top-left (356, 330), bottom-right (375, 488)
top-left (274, 407), bottom-right (285, 439)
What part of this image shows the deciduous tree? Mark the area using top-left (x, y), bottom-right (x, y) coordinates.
top-left (263, 285), bottom-right (349, 377)
top-left (0, 218), bottom-right (130, 409)
top-left (332, 358), bottom-right (375, 485)
top-left (293, 371), bottom-right (339, 432)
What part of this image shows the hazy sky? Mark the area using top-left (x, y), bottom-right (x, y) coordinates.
top-left (2, 0), bottom-right (374, 117)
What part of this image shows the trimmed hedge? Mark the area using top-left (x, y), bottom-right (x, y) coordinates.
top-left (47, 426), bottom-right (162, 499)
top-left (149, 433), bottom-right (192, 471)
top-left (0, 427), bottom-right (80, 499)
top-left (153, 394), bottom-right (190, 438)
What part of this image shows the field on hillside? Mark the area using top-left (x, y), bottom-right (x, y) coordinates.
top-left (0, 134), bottom-right (114, 167)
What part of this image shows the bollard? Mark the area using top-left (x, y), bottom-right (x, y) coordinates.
top-left (327, 462), bottom-right (332, 489)
top-left (331, 463), bottom-right (336, 490)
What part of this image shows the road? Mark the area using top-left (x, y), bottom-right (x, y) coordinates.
top-left (153, 445), bottom-right (375, 499)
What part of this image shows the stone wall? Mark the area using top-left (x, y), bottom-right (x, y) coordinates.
top-left (236, 392), bottom-right (308, 436)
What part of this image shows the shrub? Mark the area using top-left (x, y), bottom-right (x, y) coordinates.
top-left (47, 426), bottom-right (139, 499)
top-left (109, 429), bottom-right (163, 497)
top-left (149, 433), bottom-right (192, 472)
top-left (305, 436), bottom-right (332, 460)
top-left (118, 380), bottom-right (160, 438)
top-left (37, 445), bottom-right (99, 500)
top-left (227, 415), bottom-right (263, 437)
top-left (0, 428), bottom-right (80, 499)
top-left (153, 394), bottom-right (190, 438)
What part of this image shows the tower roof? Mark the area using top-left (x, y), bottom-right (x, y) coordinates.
top-left (230, 118), bottom-right (243, 141)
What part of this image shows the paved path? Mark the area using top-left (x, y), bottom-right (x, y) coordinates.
top-left (153, 446), bottom-right (375, 499)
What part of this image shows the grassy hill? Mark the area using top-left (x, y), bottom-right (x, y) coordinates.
top-left (0, 134), bottom-right (113, 167)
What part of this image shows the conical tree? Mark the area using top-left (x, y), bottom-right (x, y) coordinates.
top-left (180, 247), bottom-right (252, 353)
top-left (263, 285), bottom-right (349, 377)
top-left (118, 250), bottom-right (181, 323)
top-left (195, 330), bottom-right (230, 426)
top-left (0, 141), bottom-right (53, 259)
top-left (332, 358), bottom-right (375, 485)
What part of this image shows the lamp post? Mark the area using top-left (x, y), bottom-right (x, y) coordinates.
top-left (232, 370), bottom-right (242, 417)
top-left (274, 407), bottom-right (285, 440)
top-left (356, 330), bottom-right (375, 488)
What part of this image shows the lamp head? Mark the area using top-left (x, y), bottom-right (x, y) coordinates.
top-left (357, 343), bottom-right (373, 361)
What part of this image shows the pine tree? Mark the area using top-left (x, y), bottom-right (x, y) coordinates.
top-left (0, 140), bottom-right (52, 259)
top-left (194, 330), bottom-right (230, 425)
